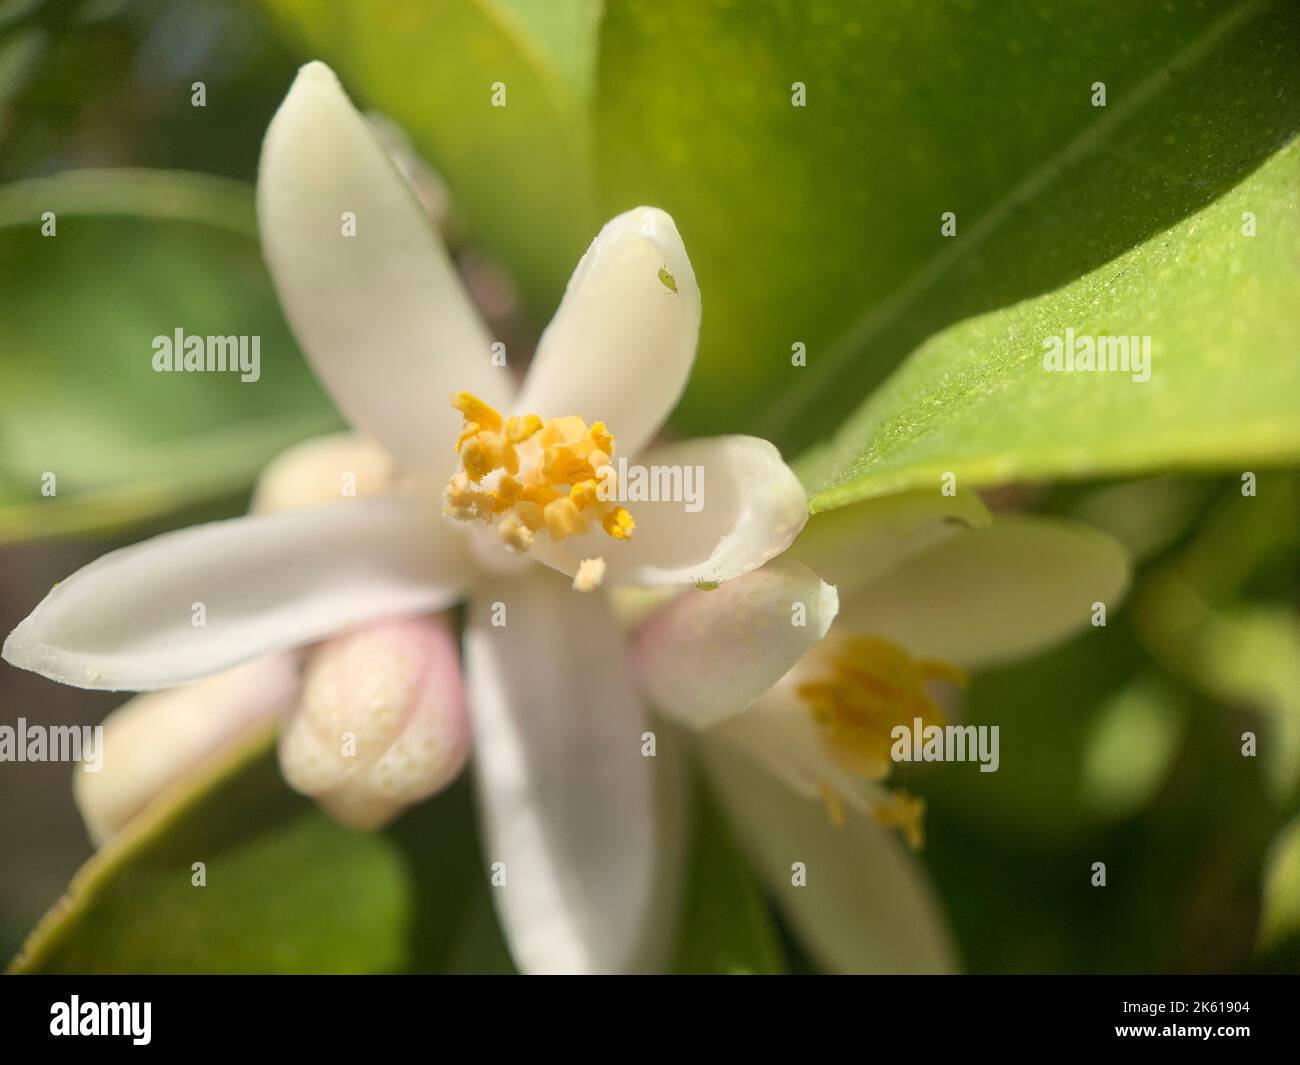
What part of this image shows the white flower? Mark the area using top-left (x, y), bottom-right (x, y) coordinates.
top-left (632, 488), bottom-right (1129, 972)
top-left (2, 61), bottom-right (809, 975)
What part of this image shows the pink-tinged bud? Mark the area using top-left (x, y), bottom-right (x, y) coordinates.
top-left (251, 431), bottom-right (395, 514)
top-left (74, 654), bottom-right (301, 845)
top-left (278, 616), bottom-right (469, 830)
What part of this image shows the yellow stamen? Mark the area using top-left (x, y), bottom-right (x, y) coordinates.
top-left (443, 393), bottom-right (637, 559)
top-left (817, 782), bottom-right (845, 828)
top-left (451, 391), bottom-right (502, 432)
top-left (871, 789), bottom-right (926, 851)
top-left (589, 421), bottom-right (613, 454)
top-left (544, 497), bottom-right (586, 540)
top-left (541, 448), bottom-right (597, 486)
top-left (797, 635), bottom-right (965, 845)
top-left (602, 506), bottom-right (636, 541)
top-left (505, 413), bottom-right (543, 444)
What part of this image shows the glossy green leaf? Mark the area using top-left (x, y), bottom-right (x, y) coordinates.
top-left (0, 169), bottom-right (338, 543)
top-left (672, 781), bottom-right (786, 974)
top-left (596, 0), bottom-right (1299, 474)
top-left (260, 0), bottom-right (599, 319)
top-left (802, 139), bottom-right (1300, 510)
top-left (10, 726), bottom-right (514, 974)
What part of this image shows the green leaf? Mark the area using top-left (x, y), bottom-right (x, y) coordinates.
top-left (10, 729), bottom-right (410, 974)
top-left (10, 726), bottom-right (515, 974)
top-left (801, 139), bottom-right (1300, 511)
top-left (0, 169), bottom-right (338, 543)
top-left (595, 0), bottom-right (1299, 462)
top-left (672, 781), bottom-right (786, 974)
top-left (1259, 814), bottom-right (1300, 954)
top-left (260, 0), bottom-right (599, 318)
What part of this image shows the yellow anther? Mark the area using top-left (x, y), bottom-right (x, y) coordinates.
top-left (498, 512), bottom-right (535, 553)
top-left (493, 475), bottom-right (523, 513)
top-left (817, 782), bottom-right (845, 828)
top-left (458, 437), bottom-right (498, 482)
top-left (544, 497), bottom-right (587, 540)
top-left (445, 396), bottom-right (636, 563)
top-left (541, 448), bottom-right (597, 486)
top-left (456, 421), bottom-right (482, 451)
top-left (589, 421), bottom-right (613, 454)
top-left (871, 789), bottom-right (926, 851)
top-left (798, 635), bottom-right (963, 843)
top-left (570, 479), bottom-right (600, 510)
top-left (602, 507), bottom-right (636, 541)
top-left (540, 415), bottom-right (587, 448)
top-left (514, 501), bottom-right (544, 532)
top-left (442, 470), bottom-right (495, 523)
top-left (451, 392), bottom-right (502, 432)
top-left (522, 484), bottom-right (561, 507)
top-left (506, 413), bottom-right (543, 444)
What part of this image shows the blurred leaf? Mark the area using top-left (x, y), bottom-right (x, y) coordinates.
top-left (1136, 476), bottom-right (1300, 799)
top-left (496, 0), bottom-right (600, 105)
top-left (261, 0), bottom-right (599, 318)
top-left (1080, 674), bottom-right (1186, 820)
top-left (803, 136), bottom-right (1300, 509)
top-left (596, 0), bottom-right (1299, 465)
top-left (1259, 814), bottom-right (1300, 953)
top-left (673, 781), bottom-right (786, 974)
top-left (1061, 476), bottom-right (1215, 565)
top-left (1198, 607), bottom-right (1300, 800)
top-left (919, 621), bottom-right (1147, 846)
top-left (10, 729), bottom-right (411, 974)
top-left (0, 168), bottom-right (338, 544)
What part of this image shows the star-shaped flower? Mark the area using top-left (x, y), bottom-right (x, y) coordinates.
top-left (3, 61), bottom-right (809, 974)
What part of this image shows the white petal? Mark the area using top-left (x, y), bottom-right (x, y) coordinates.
top-left (528, 435), bottom-right (809, 587)
top-left (515, 207), bottom-right (700, 458)
top-left (789, 488), bottom-right (990, 600)
top-left (3, 497), bottom-right (469, 691)
top-left (702, 736), bottom-right (958, 974)
top-left (633, 560), bottom-right (838, 728)
top-left (258, 62), bottom-right (509, 472)
top-left (839, 515), bottom-right (1130, 668)
top-left (465, 570), bottom-right (657, 974)
top-left (74, 654), bottom-right (301, 845)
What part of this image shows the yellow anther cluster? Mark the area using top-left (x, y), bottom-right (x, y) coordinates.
top-left (443, 392), bottom-right (636, 564)
top-left (799, 635), bottom-right (965, 848)
top-left (870, 789), bottom-right (927, 851)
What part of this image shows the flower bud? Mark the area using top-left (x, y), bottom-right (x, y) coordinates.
top-left (251, 431), bottom-right (395, 514)
top-left (278, 616), bottom-right (469, 830)
top-left (74, 654), bottom-right (301, 845)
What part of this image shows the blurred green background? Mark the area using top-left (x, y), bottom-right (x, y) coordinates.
top-left (1, 0), bottom-right (1297, 972)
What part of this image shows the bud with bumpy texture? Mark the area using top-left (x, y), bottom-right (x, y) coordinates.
top-left (278, 616), bottom-right (470, 829)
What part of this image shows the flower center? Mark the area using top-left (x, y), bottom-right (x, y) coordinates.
top-left (442, 392), bottom-right (636, 580)
top-left (797, 634), bottom-right (965, 848)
